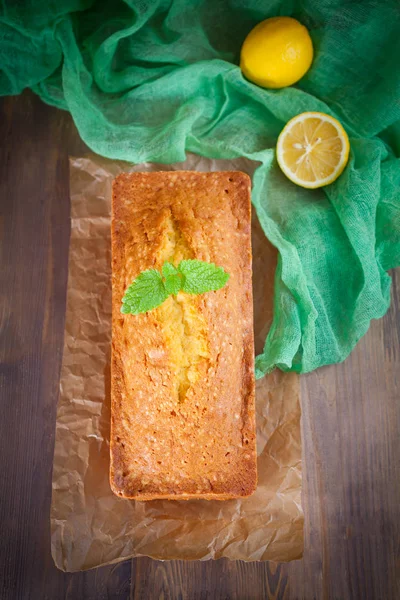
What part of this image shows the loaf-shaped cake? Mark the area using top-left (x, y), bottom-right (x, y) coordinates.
top-left (110, 171), bottom-right (257, 500)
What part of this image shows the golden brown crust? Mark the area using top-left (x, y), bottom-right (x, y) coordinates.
top-left (110, 171), bottom-right (256, 500)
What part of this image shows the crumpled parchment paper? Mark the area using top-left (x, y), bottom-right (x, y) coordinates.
top-left (51, 153), bottom-right (303, 571)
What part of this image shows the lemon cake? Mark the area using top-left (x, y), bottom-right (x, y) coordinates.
top-left (110, 171), bottom-right (257, 500)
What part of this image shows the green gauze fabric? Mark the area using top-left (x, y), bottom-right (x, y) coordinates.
top-left (1, 0), bottom-right (400, 376)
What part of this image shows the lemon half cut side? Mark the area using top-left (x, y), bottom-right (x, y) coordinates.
top-left (276, 112), bottom-right (350, 189)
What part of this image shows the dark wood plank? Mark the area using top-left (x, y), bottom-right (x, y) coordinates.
top-left (131, 558), bottom-right (288, 599)
top-left (0, 93), bottom-right (118, 600)
top-left (0, 92), bottom-right (69, 599)
top-left (293, 269), bottom-right (400, 600)
top-left (1, 91), bottom-right (400, 600)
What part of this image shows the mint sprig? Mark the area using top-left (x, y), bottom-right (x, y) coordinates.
top-left (121, 260), bottom-right (230, 315)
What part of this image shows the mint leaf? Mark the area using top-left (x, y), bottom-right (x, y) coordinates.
top-left (178, 260), bottom-right (230, 294)
top-left (162, 262), bottom-right (178, 277)
top-left (121, 269), bottom-right (168, 314)
top-left (121, 260), bottom-right (230, 316)
top-left (164, 274), bottom-right (182, 295)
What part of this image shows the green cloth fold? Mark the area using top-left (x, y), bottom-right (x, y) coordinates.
top-left (1, 0), bottom-right (399, 375)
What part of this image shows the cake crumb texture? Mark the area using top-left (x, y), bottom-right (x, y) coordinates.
top-left (111, 171), bottom-right (257, 500)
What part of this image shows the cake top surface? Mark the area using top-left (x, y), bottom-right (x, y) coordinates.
top-left (111, 171), bottom-right (256, 499)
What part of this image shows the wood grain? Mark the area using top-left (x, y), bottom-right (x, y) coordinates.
top-left (0, 91), bottom-right (399, 600)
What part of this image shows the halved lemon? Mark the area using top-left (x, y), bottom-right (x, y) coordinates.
top-left (276, 112), bottom-right (350, 189)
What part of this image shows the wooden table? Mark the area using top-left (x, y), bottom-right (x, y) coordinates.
top-left (1, 92), bottom-right (399, 600)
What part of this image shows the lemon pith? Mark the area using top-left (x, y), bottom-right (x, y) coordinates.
top-left (276, 112), bottom-right (350, 189)
top-left (240, 16), bottom-right (313, 89)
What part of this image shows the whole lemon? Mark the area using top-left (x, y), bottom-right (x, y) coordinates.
top-left (240, 16), bottom-right (313, 89)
